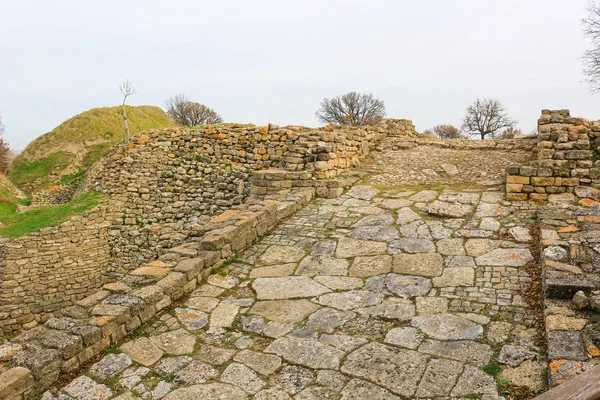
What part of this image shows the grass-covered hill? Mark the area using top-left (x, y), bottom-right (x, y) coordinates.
top-left (9, 105), bottom-right (177, 192)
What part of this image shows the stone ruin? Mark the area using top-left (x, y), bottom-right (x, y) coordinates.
top-left (0, 110), bottom-right (599, 399)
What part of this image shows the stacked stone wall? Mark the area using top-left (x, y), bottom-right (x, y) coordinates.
top-left (0, 206), bottom-right (113, 333)
top-left (507, 109), bottom-right (600, 203)
top-left (82, 122), bottom-right (394, 274)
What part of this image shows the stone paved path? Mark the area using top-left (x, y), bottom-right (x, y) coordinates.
top-left (364, 145), bottom-right (532, 186)
top-left (47, 184), bottom-right (547, 400)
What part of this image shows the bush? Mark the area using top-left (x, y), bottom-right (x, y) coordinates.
top-left (432, 124), bottom-right (461, 139)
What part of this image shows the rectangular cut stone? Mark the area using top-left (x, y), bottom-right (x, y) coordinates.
top-left (531, 177), bottom-right (555, 186)
top-left (506, 176), bottom-right (530, 184)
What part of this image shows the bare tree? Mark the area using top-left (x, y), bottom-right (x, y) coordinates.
top-left (496, 127), bottom-right (522, 139)
top-left (119, 80), bottom-right (137, 141)
top-left (0, 115), bottom-right (11, 174)
top-left (461, 98), bottom-right (516, 139)
top-left (316, 92), bottom-right (386, 126)
top-left (583, 1), bottom-right (600, 91)
top-left (165, 94), bottom-right (223, 126)
top-left (432, 124), bottom-right (461, 139)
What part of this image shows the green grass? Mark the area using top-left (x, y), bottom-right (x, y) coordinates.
top-left (481, 361), bottom-right (503, 376)
top-left (0, 191), bottom-right (102, 238)
top-left (9, 151), bottom-right (75, 188)
top-left (10, 105), bottom-right (177, 192)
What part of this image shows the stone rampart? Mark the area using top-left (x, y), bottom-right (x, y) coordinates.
top-left (507, 110), bottom-right (600, 203)
top-left (0, 206), bottom-right (113, 334)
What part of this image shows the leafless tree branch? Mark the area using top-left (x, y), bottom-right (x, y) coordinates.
top-left (583, 1), bottom-right (600, 92)
top-left (315, 92), bottom-right (386, 126)
top-left (461, 98), bottom-right (516, 139)
top-left (119, 80), bottom-right (136, 141)
top-left (165, 94), bottom-right (223, 126)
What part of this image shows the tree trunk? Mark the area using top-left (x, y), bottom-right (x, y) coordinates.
top-left (480, 132), bottom-right (485, 140)
top-left (122, 104), bottom-right (130, 141)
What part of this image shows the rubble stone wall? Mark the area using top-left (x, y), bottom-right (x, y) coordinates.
top-left (0, 206), bottom-right (113, 333)
top-left (507, 109), bottom-right (600, 203)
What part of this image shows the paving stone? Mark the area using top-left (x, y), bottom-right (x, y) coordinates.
top-left (498, 360), bottom-right (546, 390)
top-left (210, 304), bottom-right (240, 327)
top-left (296, 256), bottom-right (349, 276)
top-left (396, 207), bottom-right (422, 225)
top-left (412, 313), bottom-right (483, 340)
top-left (163, 383), bottom-right (247, 400)
top-left (255, 388), bottom-right (293, 400)
top-left (221, 362), bottom-right (266, 394)
top-left (450, 365), bottom-right (498, 397)
top-left (260, 245), bottom-right (306, 265)
top-left (206, 274), bottom-right (239, 289)
top-left (319, 334), bottom-right (368, 352)
top-left (480, 217), bottom-right (501, 231)
top-left (347, 185), bottom-right (379, 200)
top-left (548, 330), bottom-right (586, 360)
top-left (356, 298), bottom-right (415, 321)
top-left (154, 356), bottom-right (193, 376)
top-left (465, 239), bottom-right (501, 257)
top-left (61, 375), bottom-right (113, 400)
top-left (349, 255), bottom-right (392, 277)
top-left (435, 238), bottom-right (465, 256)
top-left (343, 198), bottom-right (370, 207)
top-left (392, 253), bottom-right (443, 277)
top-left (174, 360), bottom-right (218, 384)
top-left (424, 200), bottom-right (473, 218)
top-left (279, 365), bottom-right (315, 394)
top-left (445, 255), bottom-right (477, 267)
top-left (341, 342), bottom-right (427, 397)
top-left (198, 345), bottom-right (237, 365)
top-left (482, 192), bottom-right (504, 203)
top-left (487, 321), bottom-right (513, 344)
top-left (89, 353), bottom-right (132, 379)
top-left (263, 321), bottom-right (296, 338)
top-left (382, 274), bottom-right (432, 298)
top-left (308, 307), bottom-right (357, 332)
top-left (415, 359), bottom-right (463, 398)
top-left (349, 226), bottom-right (400, 242)
top-left (150, 329), bottom-right (196, 355)
top-left (409, 190), bottom-right (439, 202)
top-left (250, 300), bottom-right (319, 323)
top-left (314, 276), bottom-right (364, 290)
top-left (426, 220), bottom-right (454, 239)
top-left (475, 202), bottom-right (512, 218)
top-left (264, 337), bottom-right (344, 369)
top-left (186, 297), bottom-right (220, 312)
top-left (544, 245), bottom-right (568, 262)
top-left (317, 370), bottom-right (347, 391)
top-left (432, 267), bottom-right (474, 287)
top-left (253, 277), bottom-right (331, 299)
top-left (380, 198), bottom-right (412, 209)
top-left (418, 339), bottom-right (493, 366)
top-left (336, 237), bottom-right (387, 258)
top-left (120, 337), bottom-right (163, 366)
top-left (150, 381), bottom-right (172, 399)
top-left (250, 263), bottom-right (297, 278)
top-left (390, 238), bottom-right (436, 253)
top-left (193, 284), bottom-right (225, 297)
top-left (175, 308), bottom-right (209, 330)
top-left (439, 190), bottom-right (479, 204)
top-left (399, 220), bottom-right (432, 239)
top-left (498, 344), bottom-right (537, 367)
top-left (340, 379), bottom-right (400, 400)
top-left (475, 248), bottom-right (533, 266)
top-left (242, 315), bottom-right (265, 333)
top-left (311, 240), bottom-right (337, 255)
top-left (415, 296), bottom-right (448, 315)
top-left (352, 214), bottom-right (395, 228)
top-left (235, 336), bottom-right (253, 349)
top-left (234, 350), bottom-right (282, 375)
top-left (384, 327), bottom-right (423, 349)
top-left (318, 290), bottom-right (383, 310)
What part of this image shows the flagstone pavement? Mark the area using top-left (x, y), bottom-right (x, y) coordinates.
top-left (45, 184), bottom-right (547, 400)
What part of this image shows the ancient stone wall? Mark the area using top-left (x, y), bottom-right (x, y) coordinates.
top-left (82, 122), bottom-right (394, 274)
top-left (0, 206), bottom-right (113, 333)
top-left (507, 109), bottom-right (600, 203)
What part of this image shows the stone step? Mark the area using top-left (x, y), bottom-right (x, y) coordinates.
top-left (545, 270), bottom-right (597, 299)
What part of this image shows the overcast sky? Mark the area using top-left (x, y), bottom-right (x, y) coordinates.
top-left (1, 0), bottom-right (598, 150)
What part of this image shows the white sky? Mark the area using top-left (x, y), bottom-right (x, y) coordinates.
top-left (1, 0), bottom-right (598, 150)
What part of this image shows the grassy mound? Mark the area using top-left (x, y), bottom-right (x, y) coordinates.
top-left (10, 105), bottom-right (176, 192)
top-left (0, 191), bottom-right (102, 238)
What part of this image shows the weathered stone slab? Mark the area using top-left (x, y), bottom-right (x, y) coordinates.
top-left (341, 343), bottom-right (427, 397)
top-left (163, 383), bottom-right (247, 400)
top-left (396, 208), bottom-right (421, 225)
top-left (340, 379), bottom-right (400, 400)
top-left (234, 350), bottom-right (282, 376)
top-left (415, 359), bottom-right (463, 398)
top-left (250, 300), bottom-right (319, 323)
top-left (260, 245), bottom-right (305, 265)
top-left (424, 201), bottom-right (473, 218)
top-left (475, 248), bottom-right (533, 266)
top-left (418, 339), bottom-right (492, 366)
top-left (314, 276), bottom-right (364, 290)
top-left (120, 337), bottom-right (163, 366)
top-left (392, 253), bottom-right (443, 277)
top-left (175, 308), bottom-right (209, 330)
top-left (252, 277), bottom-right (331, 299)
top-left (384, 327), bottom-right (423, 349)
top-left (249, 263), bottom-right (296, 278)
top-left (336, 237), bottom-right (387, 258)
top-left (432, 267), bottom-right (474, 287)
top-left (349, 255), bottom-right (392, 277)
top-left (412, 313), bottom-right (483, 340)
top-left (349, 226), bottom-right (400, 242)
top-left (390, 238), bottom-right (435, 253)
top-left (347, 185), bottom-right (379, 200)
top-left (450, 365), bottom-right (498, 397)
top-left (150, 329), bottom-right (196, 355)
top-left (264, 337), bottom-right (344, 369)
top-left (221, 362), bottom-right (266, 394)
top-left (308, 307), bottom-right (357, 332)
top-left (61, 375), bottom-right (113, 400)
top-left (318, 290), bottom-right (383, 310)
top-left (296, 256), bottom-right (349, 276)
